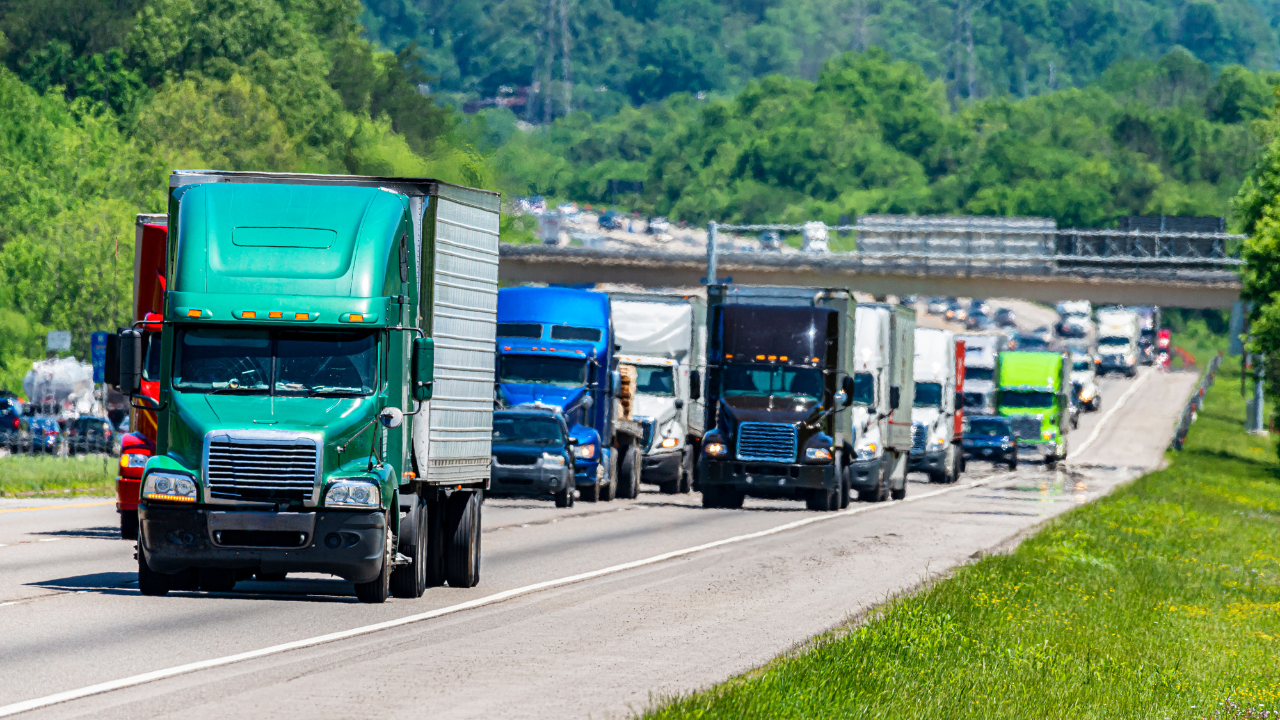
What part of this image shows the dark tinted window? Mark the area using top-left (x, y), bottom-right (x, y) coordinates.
top-left (174, 328), bottom-right (376, 396)
top-left (967, 419), bottom-right (1011, 437)
top-left (635, 366), bottom-right (674, 396)
top-left (498, 323), bottom-right (542, 339)
top-left (499, 355), bottom-right (588, 386)
top-left (550, 325), bottom-right (602, 342)
top-left (723, 365), bottom-right (823, 400)
top-left (1001, 391), bottom-right (1055, 408)
top-left (963, 392), bottom-right (987, 409)
top-left (965, 367), bottom-right (993, 381)
top-left (851, 372), bottom-right (874, 405)
top-left (493, 416), bottom-right (564, 443)
top-left (914, 382), bottom-right (943, 407)
top-left (275, 331), bottom-right (377, 396)
top-left (143, 332), bottom-right (162, 381)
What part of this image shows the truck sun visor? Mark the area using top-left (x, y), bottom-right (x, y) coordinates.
top-left (715, 305), bottom-right (834, 364)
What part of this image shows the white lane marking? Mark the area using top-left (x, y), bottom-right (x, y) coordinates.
top-left (37, 539), bottom-right (59, 543)
top-left (1068, 369), bottom-right (1152, 462)
top-left (0, 476), bottom-right (1006, 717)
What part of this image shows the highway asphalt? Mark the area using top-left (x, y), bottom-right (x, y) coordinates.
top-left (0, 368), bottom-right (1198, 719)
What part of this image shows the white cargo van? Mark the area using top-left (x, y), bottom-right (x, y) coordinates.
top-left (910, 328), bottom-right (964, 484)
top-left (610, 292), bottom-right (706, 494)
top-left (849, 303), bottom-right (916, 502)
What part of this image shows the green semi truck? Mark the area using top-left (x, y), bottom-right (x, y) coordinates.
top-left (116, 170), bottom-right (499, 603)
top-left (996, 351), bottom-right (1070, 465)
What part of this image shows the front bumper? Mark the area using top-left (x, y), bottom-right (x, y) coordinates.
top-left (1017, 441), bottom-right (1061, 458)
top-left (848, 457), bottom-right (882, 490)
top-left (116, 478), bottom-right (141, 512)
top-left (700, 458), bottom-right (834, 497)
top-left (641, 449), bottom-right (682, 484)
top-left (139, 504), bottom-right (386, 584)
top-left (963, 444), bottom-right (1015, 462)
top-left (908, 449), bottom-right (947, 473)
top-left (489, 464), bottom-right (571, 497)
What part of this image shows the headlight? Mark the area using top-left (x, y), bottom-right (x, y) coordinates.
top-left (927, 438), bottom-right (947, 452)
top-left (659, 437), bottom-right (680, 449)
top-left (855, 443), bottom-right (878, 461)
top-left (119, 453), bottom-right (149, 469)
top-left (1081, 390), bottom-right (1093, 401)
top-left (805, 447), bottom-right (832, 461)
top-left (541, 453), bottom-right (566, 468)
top-left (704, 442), bottom-right (727, 456)
top-left (573, 443), bottom-right (596, 460)
top-left (1042, 429), bottom-right (1058, 440)
top-left (326, 480), bottom-right (381, 509)
top-left (142, 472), bottom-right (197, 503)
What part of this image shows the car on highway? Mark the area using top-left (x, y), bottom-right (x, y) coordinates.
top-left (758, 230), bottom-right (782, 251)
top-left (647, 216), bottom-right (670, 234)
top-left (1012, 333), bottom-right (1051, 351)
top-left (1069, 352), bottom-right (1102, 412)
top-left (965, 311), bottom-right (991, 331)
top-left (927, 297), bottom-right (950, 315)
top-left (944, 299), bottom-right (967, 322)
top-left (489, 406), bottom-right (577, 508)
top-left (67, 415), bottom-right (114, 455)
top-left (0, 398), bottom-right (22, 450)
top-left (968, 299), bottom-right (990, 317)
top-left (993, 307), bottom-right (1017, 328)
top-left (598, 210), bottom-right (624, 230)
top-left (28, 416), bottom-right (60, 454)
top-left (961, 417), bottom-right (1017, 469)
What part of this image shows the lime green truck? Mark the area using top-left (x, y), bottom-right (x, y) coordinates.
top-left (996, 351), bottom-right (1070, 465)
top-left (116, 170), bottom-right (499, 603)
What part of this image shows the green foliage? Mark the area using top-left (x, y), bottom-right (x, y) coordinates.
top-left (647, 364), bottom-right (1280, 719)
top-left (0, 454), bottom-right (116, 497)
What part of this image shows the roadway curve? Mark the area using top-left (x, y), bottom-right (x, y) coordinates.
top-left (0, 369), bottom-right (1197, 719)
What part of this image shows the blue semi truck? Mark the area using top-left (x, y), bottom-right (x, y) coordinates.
top-left (495, 287), bottom-right (644, 501)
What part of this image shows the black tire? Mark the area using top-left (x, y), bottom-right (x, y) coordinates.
top-left (255, 572), bottom-right (287, 582)
top-left (444, 491), bottom-right (481, 589)
top-left (838, 462), bottom-right (851, 509)
top-left (618, 444), bottom-right (641, 499)
top-left (601, 449), bottom-right (618, 502)
top-left (390, 495), bottom-right (428, 599)
top-left (580, 480), bottom-right (599, 502)
top-left (679, 451), bottom-right (693, 494)
top-left (890, 461), bottom-right (907, 500)
top-left (554, 480), bottom-right (575, 508)
top-left (858, 456), bottom-right (890, 503)
top-left (701, 485), bottom-right (744, 509)
top-left (928, 470), bottom-right (946, 484)
top-left (354, 520), bottom-right (392, 603)
top-left (197, 568), bottom-right (237, 593)
top-left (1008, 457), bottom-right (1018, 470)
top-left (120, 509), bottom-right (138, 540)
top-left (806, 485), bottom-right (839, 511)
top-left (658, 479), bottom-right (680, 494)
top-left (137, 551), bottom-right (169, 597)
top-left (424, 497), bottom-right (446, 587)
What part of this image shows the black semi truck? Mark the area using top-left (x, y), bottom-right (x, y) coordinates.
top-left (698, 285), bottom-right (855, 511)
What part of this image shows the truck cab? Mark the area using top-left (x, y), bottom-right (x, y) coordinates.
top-left (1069, 350), bottom-right (1101, 411)
top-left (909, 328), bottom-right (964, 484)
top-left (997, 351), bottom-right (1070, 465)
top-left (848, 303), bottom-right (915, 502)
top-left (957, 333), bottom-right (1005, 417)
top-left (1096, 308), bottom-right (1141, 377)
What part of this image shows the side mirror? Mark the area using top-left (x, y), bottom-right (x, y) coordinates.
top-left (841, 375), bottom-right (855, 406)
top-left (610, 369), bottom-right (621, 395)
top-left (568, 436), bottom-right (580, 446)
top-left (674, 398), bottom-right (685, 410)
top-left (689, 370), bottom-right (701, 401)
top-left (889, 386), bottom-right (901, 410)
top-left (581, 393), bottom-right (595, 417)
top-left (105, 333), bottom-right (120, 389)
top-left (118, 329), bottom-right (143, 395)
top-left (834, 390), bottom-right (848, 407)
top-left (412, 337), bottom-right (434, 401)
top-left (378, 406), bottom-right (404, 428)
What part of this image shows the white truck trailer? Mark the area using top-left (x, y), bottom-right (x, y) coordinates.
top-left (1096, 307), bottom-right (1140, 377)
top-left (609, 292), bottom-right (706, 494)
top-left (848, 303), bottom-right (916, 502)
top-left (957, 332), bottom-right (1006, 417)
top-left (910, 328), bottom-right (964, 484)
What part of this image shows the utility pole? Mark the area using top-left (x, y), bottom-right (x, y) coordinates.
top-left (706, 222), bottom-right (718, 286)
top-left (1249, 353), bottom-right (1267, 435)
top-left (559, 0), bottom-right (573, 115)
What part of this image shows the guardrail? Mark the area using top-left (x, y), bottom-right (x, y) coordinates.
top-left (1171, 352), bottom-right (1224, 450)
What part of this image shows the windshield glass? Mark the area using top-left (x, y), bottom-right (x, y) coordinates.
top-left (1001, 390), bottom-right (1055, 408)
top-left (143, 332), bottom-right (162, 381)
top-left (965, 367), bottom-right (993, 381)
top-left (1016, 337), bottom-right (1049, 350)
top-left (174, 328), bottom-right (376, 396)
top-left (914, 382), bottom-right (943, 407)
top-left (851, 372), bottom-right (874, 405)
top-left (499, 355), bottom-right (588, 387)
top-left (550, 325), bottom-right (602, 342)
top-left (1098, 336), bottom-right (1130, 347)
top-left (497, 322), bottom-right (542, 339)
top-left (963, 392), bottom-right (987, 409)
top-left (493, 416), bottom-right (563, 443)
top-left (722, 365), bottom-right (823, 400)
top-left (1072, 360), bottom-right (1092, 371)
top-left (967, 419), bottom-right (1010, 437)
top-left (635, 366), bottom-right (674, 396)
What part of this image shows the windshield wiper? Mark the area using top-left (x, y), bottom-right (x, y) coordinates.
top-left (307, 386), bottom-right (370, 396)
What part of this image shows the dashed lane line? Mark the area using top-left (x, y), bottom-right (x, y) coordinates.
top-left (1068, 369), bottom-right (1152, 462)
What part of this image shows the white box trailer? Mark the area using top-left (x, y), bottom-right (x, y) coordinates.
top-left (609, 292), bottom-right (706, 494)
top-left (848, 303), bottom-right (916, 502)
top-left (957, 332), bottom-right (1007, 416)
top-left (910, 328), bottom-right (964, 483)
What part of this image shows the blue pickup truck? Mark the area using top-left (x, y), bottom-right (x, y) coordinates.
top-left (495, 287), bottom-right (644, 502)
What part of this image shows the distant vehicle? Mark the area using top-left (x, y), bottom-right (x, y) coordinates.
top-left (998, 351), bottom-right (1070, 466)
top-left (489, 407), bottom-right (577, 508)
top-left (898, 295), bottom-right (917, 306)
top-left (67, 415), bottom-right (114, 455)
top-left (1069, 352), bottom-right (1101, 412)
top-left (1096, 308), bottom-right (1140, 377)
top-left (944, 299), bottom-right (967, 322)
top-left (0, 399), bottom-right (21, 450)
top-left (598, 210), bottom-right (624, 230)
top-left (968, 299), bottom-right (990, 317)
top-left (28, 416), bottom-right (60, 455)
top-left (962, 417), bottom-right (1017, 470)
top-left (966, 311), bottom-right (991, 331)
top-left (910, 328), bottom-right (965, 484)
top-left (1133, 306), bottom-right (1161, 365)
top-left (758, 230), bottom-right (782, 251)
top-left (1012, 334), bottom-right (1051, 352)
top-left (1030, 326), bottom-right (1054, 344)
top-left (1156, 328), bottom-right (1172, 370)
top-left (1055, 300), bottom-right (1092, 339)
top-left (647, 216), bottom-right (670, 234)
top-left (927, 298), bottom-right (950, 315)
top-left (958, 333), bottom-right (1007, 417)
top-left (993, 307), bottom-right (1017, 328)
top-left (849, 303), bottom-right (916, 502)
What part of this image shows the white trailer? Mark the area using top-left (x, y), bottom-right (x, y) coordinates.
top-left (848, 303), bottom-right (916, 502)
top-left (609, 292), bottom-right (706, 494)
top-left (910, 328), bottom-right (963, 484)
top-left (1096, 308), bottom-right (1140, 377)
top-left (957, 332), bottom-right (1006, 416)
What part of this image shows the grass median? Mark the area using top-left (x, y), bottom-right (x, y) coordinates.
top-left (0, 454), bottom-right (115, 498)
top-left (648, 361), bottom-right (1280, 719)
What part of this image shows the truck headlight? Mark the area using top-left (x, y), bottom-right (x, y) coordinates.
top-left (855, 443), bottom-right (878, 461)
top-left (704, 442), bottom-right (727, 457)
top-left (805, 447), bottom-right (832, 461)
top-left (541, 453), bottom-right (567, 468)
top-left (142, 472), bottom-right (197, 503)
top-left (1042, 429), bottom-right (1058, 441)
top-left (659, 437), bottom-right (679, 449)
top-left (927, 438), bottom-right (947, 452)
top-left (573, 444), bottom-right (596, 460)
top-left (326, 481), bottom-right (380, 509)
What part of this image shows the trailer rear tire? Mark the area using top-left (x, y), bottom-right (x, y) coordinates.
top-left (445, 491), bottom-right (481, 589)
top-left (390, 495), bottom-right (428, 599)
top-left (580, 483), bottom-right (599, 502)
top-left (618, 444), bottom-right (641, 499)
top-left (137, 551), bottom-right (169, 597)
top-left (120, 510), bottom-right (138, 540)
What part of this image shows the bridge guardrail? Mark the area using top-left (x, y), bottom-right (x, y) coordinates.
top-left (1171, 352), bottom-right (1224, 451)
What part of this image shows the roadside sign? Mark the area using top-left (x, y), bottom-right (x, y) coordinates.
top-left (91, 331), bottom-right (108, 383)
top-left (46, 330), bottom-right (71, 352)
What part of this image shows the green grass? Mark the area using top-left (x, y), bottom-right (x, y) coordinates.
top-left (0, 455), bottom-right (115, 497)
top-left (647, 362), bottom-right (1280, 719)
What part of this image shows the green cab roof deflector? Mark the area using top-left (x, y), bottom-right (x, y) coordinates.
top-left (998, 351), bottom-right (1063, 390)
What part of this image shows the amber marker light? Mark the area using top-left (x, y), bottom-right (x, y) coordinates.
top-left (268, 311), bottom-right (283, 319)
top-left (186, 309), bottom-right (201, 318)
top-left (242, 311), bottom-right (256, 319)
top-left (294, 312), bottom-right (309, 321)
top-left (349, 313), bottom-right (364, 322)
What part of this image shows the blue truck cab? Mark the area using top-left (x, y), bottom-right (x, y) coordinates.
top-left (495, 287), bottom-right (643, 502)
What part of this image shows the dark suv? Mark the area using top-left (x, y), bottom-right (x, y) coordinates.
top-left (961, 417), bottom-right (1018, 470)
top-left (67, 415), bottom-right (114, 455)
top-left (489, 406), bottom-right (577, 507)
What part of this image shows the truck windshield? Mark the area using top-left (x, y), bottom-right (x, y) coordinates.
top-left (493, 416), bottom-right (563, 443)
top-left (967, 419), bottom-right (1011, 437)
top-left (722, 365), bottom-right (823, 400)
top-left (174, 328), bottom-right (377, 396)
top-left (965, 367), bottom-right (993, 381)
top-left (1072, 360), bottom-right (1092, 371)
top-left (550, 325), bottom-right (602, 342)
top-left (497, 323), bottom-right (542, 339)
top-left (963, 392), bottom-right (987, 409)
top-left (635, 366), bottom-right (674, 396)
top-left (1001, 390), bottom-right (1055, 408)
top-left (851, 372), bottom-right (874, 405)
top-left (499, 355), bottom-right (588, 387)
top-left (1098, 336), bottom-right (1129, 347)
top-left (914, 382), bottom-right (942, 407)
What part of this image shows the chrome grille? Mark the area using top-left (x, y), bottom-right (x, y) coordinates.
top-left (206, 434), bottom-right (319, 503)
top-left (911, 423), bottom-right (926, 454)
top-left (1009, 415), bottom-right (1044, 441)
top-left (635, 417), bottom-right (656, 450)
top-left (736, 422), bottom-right (797, 463)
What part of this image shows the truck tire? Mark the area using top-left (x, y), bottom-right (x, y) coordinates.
top-left (601, 449), bottom-right (618, 502)
top-left (120, 510), bottom-right (138, 540)
top-left (390, 495), bottom-right (428, 599)
top-left (354, 521), bottom-right (392, 603)
top-left (554, 480), bottom-right (575, 508)
top-left (445, 491), bottom-right (481, 589)
top-left (890, 463), bottom-right (907, 500)
top-left (137, 551), bottom-right (170, 597)
top-left (580, 482), bottom-right (599, 502)
top-left (838, 461), bottom-right (851, 509)
top-left (198, 568), bottom-right (237, 593)
top-left (679, 451), bottom-right (692, 494)
top-left (806, 485), bottom-right (839, 511)
top-left (1008, 456), bottom-right (1018, 471)
top-left (858, 456), bottom-right (890, 503)
top-left (425, 496), bottom-right (446, 587)
top-left (618, 444), bottom-right (641, 499)
top-left (701, 485), bottom-right (744, 509)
